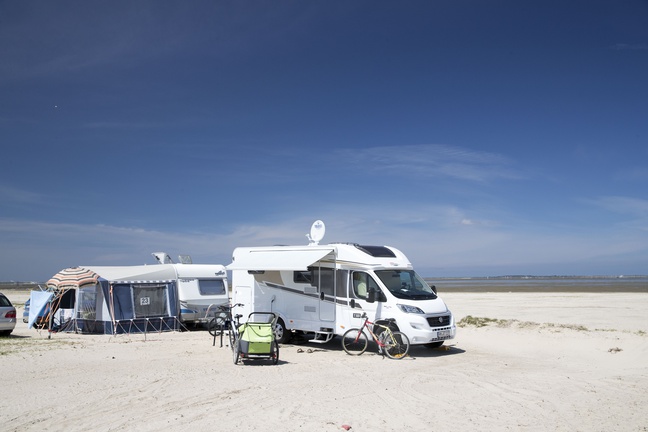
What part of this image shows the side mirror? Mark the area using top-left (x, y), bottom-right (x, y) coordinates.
top-left (367, 287), bottom-right (376, 303)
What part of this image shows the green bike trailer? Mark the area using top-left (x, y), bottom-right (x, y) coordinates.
top-left (233, 312), bottom-right (279, 365)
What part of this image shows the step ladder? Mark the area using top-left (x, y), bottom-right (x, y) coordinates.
top-left (309, 331), bottom-right (334, 344)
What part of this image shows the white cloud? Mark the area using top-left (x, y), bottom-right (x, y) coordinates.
top-left (587, 196), bottom-right (648, 217)
top-left (2, 196), bottom-right (648, 281)
top-left (332, 144), bottom-right (521, 182)
top-left (0, 184), bottom-right (42, 205)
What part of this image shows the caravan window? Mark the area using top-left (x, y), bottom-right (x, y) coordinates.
top-left (309, 267), bottom-right (335, 296)
top-left (293, 271), bottom-right (311, 284)
top-left (198, 279), bottom-right (226, 296)
top-left (336, 270), bottom-right (349, 298)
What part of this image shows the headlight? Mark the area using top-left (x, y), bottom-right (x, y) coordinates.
top-left (397, 304), bottom-right (424, 314)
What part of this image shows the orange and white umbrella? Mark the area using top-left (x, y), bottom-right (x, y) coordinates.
top-left (47, 267), bottom-right (100, 289)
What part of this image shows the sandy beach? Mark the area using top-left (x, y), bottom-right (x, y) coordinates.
top-left (1, 290), bottom-right (647, 432)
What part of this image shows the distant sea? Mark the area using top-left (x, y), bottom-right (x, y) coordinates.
top-left (425, 276), bottom-right (648, 293)
top-left (2, 276), bottom-right (648, 294)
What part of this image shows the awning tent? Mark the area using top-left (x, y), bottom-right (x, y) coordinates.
top-left (34, 266), bottom-right (181, 335)
top-left (227, 247), bottom-right (336, 271)
top-left (28, 290), bottom-right (53, 329)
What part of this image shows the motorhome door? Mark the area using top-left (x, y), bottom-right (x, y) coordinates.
top-left (311, 266), bottom-right (335, 322)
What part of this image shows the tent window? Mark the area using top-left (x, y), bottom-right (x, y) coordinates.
top-left (77, 286), bottom-right (97, 320)
top-left (133, 284), bottom-right (169, 318)
top-left (198, 279), bottom-right (226, 295)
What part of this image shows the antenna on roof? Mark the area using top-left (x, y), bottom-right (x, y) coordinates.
top-left (178, 254), bottom-right (192, 264)
top-left (152, 252), bottom-right (173, 264)
top-left (306, 220), bottom-right (326, 245)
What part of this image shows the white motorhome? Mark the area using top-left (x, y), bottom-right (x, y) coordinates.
top-left (228, 222), bottom-right (455, 347)
top-left (152, 253), bottom-right (229, 325)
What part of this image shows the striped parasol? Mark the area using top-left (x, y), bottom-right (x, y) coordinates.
top-left (47, 267), bottom-right (100, 289)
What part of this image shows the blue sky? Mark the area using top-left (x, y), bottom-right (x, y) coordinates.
top-left (1, 1), bottom-right (647, 281)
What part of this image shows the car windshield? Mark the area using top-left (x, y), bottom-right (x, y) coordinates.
top-left (375, 270), bottom-right (437, 300)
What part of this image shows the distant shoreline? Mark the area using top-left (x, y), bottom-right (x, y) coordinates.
top-left (427, 276), bottom-right (648, 293)
top-left (436, 285), bottom-right (648, 293)
top-left (3, 277), bottom-right (647, 294)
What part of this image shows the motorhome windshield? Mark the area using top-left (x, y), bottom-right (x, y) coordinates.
top-left (375, 270), bottom-right (437, 300)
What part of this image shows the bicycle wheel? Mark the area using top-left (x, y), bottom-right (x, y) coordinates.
top-left (383, 331), bottom-right (410, 359)
top-left (207, 317), bottom-right (224, 337)
top-left (232, 337), bottom-right (240, 365)
top-left (228, 322), bottom-right (237, 351)
top-left (341, 329), bottom-right (368, 355)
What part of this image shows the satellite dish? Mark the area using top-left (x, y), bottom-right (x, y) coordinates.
top-left (307, 220), bottom-right (326, 245)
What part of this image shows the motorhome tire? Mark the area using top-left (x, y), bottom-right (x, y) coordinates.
top-left (425, 341), bottom-right (444, 349)
top-left (274, 318), bottom-right (291, 344)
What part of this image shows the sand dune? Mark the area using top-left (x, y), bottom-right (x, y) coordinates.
top-left (1, 291), bottom-right (646, 431)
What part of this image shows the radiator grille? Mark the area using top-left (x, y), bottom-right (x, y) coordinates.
top-left (426, 315), bottom-right (451, 327)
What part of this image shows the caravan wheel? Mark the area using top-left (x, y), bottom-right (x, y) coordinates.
top-left (274, 318), bottom-right (291, 344)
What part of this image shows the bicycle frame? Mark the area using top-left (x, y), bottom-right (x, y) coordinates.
top-left (341, 312), bottom-right (410, 359)
top-left (210, 303), bottom-right (243, 348)
top-left (357, 315), bottom-right (396, 350)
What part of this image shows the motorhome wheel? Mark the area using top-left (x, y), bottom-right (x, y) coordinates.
top-left (274, 318), bottom-right (291, 344)
top-left (425, 341), bottom-right (444, 349)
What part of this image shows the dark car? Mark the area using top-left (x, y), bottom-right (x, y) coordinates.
top-left (0, 292), bottom-right (17, 336)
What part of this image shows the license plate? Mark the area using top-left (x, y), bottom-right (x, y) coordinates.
top-left (437, 330), bottom-right (451, 338)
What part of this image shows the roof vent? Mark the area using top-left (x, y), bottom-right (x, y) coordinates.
top-left (152, 252), bottom-right (173, 264)
top-left (354, 245), bottom-right (396, 258)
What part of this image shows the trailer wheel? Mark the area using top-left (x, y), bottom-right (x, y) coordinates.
top-left (274, 318), bottom-right (291, 344)
top-left (272, 340), bottom-right (279, 365)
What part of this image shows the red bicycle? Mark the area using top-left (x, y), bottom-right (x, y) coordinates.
top-left (341, 313), bottom-right (410, 359)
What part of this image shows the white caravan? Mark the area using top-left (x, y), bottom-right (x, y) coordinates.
top-left (83, 257), bottom-right (229, 326)
top-left (228, 222), bottom-right (455, 347)
top-left (151, 253), bottom-right (229, 325)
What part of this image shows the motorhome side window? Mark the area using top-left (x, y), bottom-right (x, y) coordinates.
top-left (351, 272), bottom-right (381, 300)
top-left (309, 267), bottom-right (335, 296)
top-left (198, 279), bottom-right (226, 296)
top-left (293, 271), bottom-right (311, 284)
